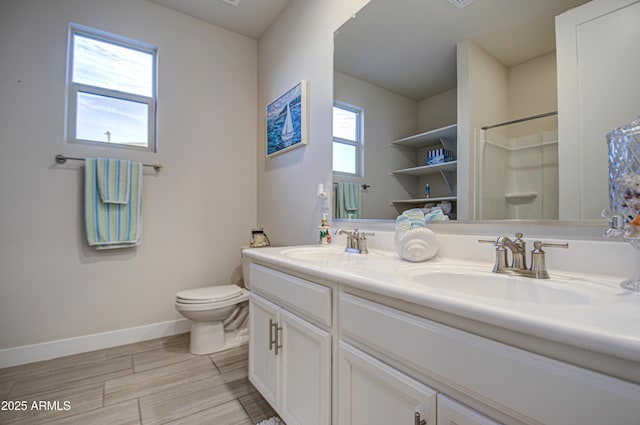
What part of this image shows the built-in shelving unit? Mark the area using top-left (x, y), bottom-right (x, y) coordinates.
top-left (391, 161), bottom-right (457, 177)
top-left (389, 124), bottom-right (458, 215)
top-left (390, 196), bottom-right (457, 205)
top-left (391, 124), bottom-right (457, 149)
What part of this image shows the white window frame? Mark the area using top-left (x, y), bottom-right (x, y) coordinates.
top-left (332, 102), bottom-right (363, 177)
top-left (66, 24), bottom-right (157, 152)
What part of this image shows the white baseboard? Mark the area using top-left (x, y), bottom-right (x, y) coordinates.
top-left (0, 319), bottom-right (191, 369)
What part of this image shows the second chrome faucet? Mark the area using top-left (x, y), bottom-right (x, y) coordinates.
top-left (335, 228), bottom-right (374, 254)
top-left (479, 233), bottom-right (568, 279)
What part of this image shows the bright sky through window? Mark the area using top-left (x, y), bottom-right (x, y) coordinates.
top-left (73, 34), bottom-right (153, 97)
top-left (333, 104), bottom-right (361, 175)
top-left (333, 107), bottom-right (358, 141)
top-left (68, 27), bottom-right (156, 150)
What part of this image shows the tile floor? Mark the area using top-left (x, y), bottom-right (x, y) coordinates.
top-left (0, 333), bottom-right (279, 424)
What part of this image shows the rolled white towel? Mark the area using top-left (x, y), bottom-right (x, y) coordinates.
top-left (425, 208), bottom-right (449, 221)
top-left (395, 214), bottom-right (412, 231)
top-left (394, 227), bottom-right (438, 262)
top-left (396, 208), bottom-right (426, 231)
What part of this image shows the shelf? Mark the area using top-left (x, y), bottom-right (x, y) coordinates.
top-left (391, 161), bottom-right (457, 177)
top-left (391, 124), bottom-right (457, 149)
top-left (505, 191), bottom-right (538, 205)
top-left (391, 196), bottom-right (457, 206)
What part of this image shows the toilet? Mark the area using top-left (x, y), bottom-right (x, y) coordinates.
top-left (175, 284), bottom-right (250, 355)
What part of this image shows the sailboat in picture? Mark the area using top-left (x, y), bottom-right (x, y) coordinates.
top-left (281, 103), bottom-right (294, 141)
top-left (266, 80), bottom-right (308, 157)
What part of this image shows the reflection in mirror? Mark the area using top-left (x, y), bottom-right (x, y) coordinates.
top-left (333, 0), bottom-right (590, 221)
top-left (477, 112), bottom-right (558, 220)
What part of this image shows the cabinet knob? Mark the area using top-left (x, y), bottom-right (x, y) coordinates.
top-left (414, 412), bottom-right (427, 425)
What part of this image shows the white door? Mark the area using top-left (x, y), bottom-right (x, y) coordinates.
top-left (248, 293), bottom-right (280, 409)
top-left (338, 342), bottom-right (437, 425)
top-left (556, 0), bottom-right (640, 219)
top-left (279, 309), bottom-right (331, 425)
top-left (437, 395), bottom-right (501, 425)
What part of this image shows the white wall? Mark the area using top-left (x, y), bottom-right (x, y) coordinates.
top-left (0, 0), bottom-right (257, 351)
top-left (334, 71), bottom-right (416, 219)
top-left (256, 0), bottom-right (371, 245)
top-left (457, 40), bottom-right (509, 220)
top-left (556, 0), bottom-right (640, 220)
top-left (417, 89), bottom-right (457, 133)
top-left (508, 52), bottom-right (558, 137)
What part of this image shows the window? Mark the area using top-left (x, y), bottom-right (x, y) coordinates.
top-left (67, 25), bottom-right (157, 151)
top-left (332, 103), bottom-right (363, 175)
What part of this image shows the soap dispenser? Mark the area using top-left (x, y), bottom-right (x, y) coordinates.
top-left (318, 213), bottom-right (332, 245)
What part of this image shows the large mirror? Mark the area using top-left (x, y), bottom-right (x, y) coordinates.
top-left (333, 0), bottom-right (594, 221)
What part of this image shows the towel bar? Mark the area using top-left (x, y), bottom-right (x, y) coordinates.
top-left (55, 154), bottom-right (163, 171)
top-left (332, 182), bottom-right (370, 190)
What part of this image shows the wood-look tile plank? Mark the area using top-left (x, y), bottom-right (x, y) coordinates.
top-left (138, 363), bottom-right (247, 408)
top-left (0, 338), bottom-right (275, 425)
top-left (106, 333), bottom-right (189, 359)
top-left (140, 370), bottom-right (256, 425)
top-left (210, 344), bottom-right (248, 373)
top-left (0, 382), bottom-right (103, 425)
top-left (132, 341), bottom-right (197, 373)
top-left (9, 356), bottom-right (132, 399)
top-left (0, 349), bottom-right (108, 383)
top-left (43, 399), bottom-right (140, 425)
top-left (239, 391), bottom-right (279, 424)
top-left (104, 356), bottom-right (218, 406)
top-left (0, 378), bottom-right (13, 398)
top-left (163, 399), bottom-right (253, 425)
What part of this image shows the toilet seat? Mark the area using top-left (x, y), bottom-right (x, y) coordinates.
top-left (176, 285), bottom-right (244, 304)
top-left (175, 285), bottom-right (249, 312)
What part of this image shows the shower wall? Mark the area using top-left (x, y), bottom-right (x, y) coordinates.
top-left (478, 128), bottom-right (558, 220)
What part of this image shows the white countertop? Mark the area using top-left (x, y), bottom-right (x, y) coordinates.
top-left (243, 239), bottom-right (640, 366)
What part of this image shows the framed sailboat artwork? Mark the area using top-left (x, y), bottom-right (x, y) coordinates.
top-left (266, 80), bottom-right (308, 157)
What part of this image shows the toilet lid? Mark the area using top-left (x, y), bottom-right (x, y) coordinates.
top-left (176, 285), bottom-right (244, 304)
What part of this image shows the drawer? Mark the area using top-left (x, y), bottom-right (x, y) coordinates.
top-left (339, 293), bottom-right (640, 425)
top-left (250, 263), bottom-right (331, 326)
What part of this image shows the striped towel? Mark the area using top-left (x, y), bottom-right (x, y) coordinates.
top-left (85, 158), bottom-right (143, 249)
top-left (336, 182), bottom-right (361, 219)
top-left (96, 158), bottom-right (131, 204)
top-left (396, 208), bottom-right (425, 230)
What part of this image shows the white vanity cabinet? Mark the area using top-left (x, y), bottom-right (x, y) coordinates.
top-left (338, 341), bottom-right (437, 425)
top-left (245, 252), bottom-right (640, 425)
top-left (248, 263), bottom-right (332, 425)
top-left (339, 292), bottom-right (640, 425)
top-left (437, 395), bottom-right (500, 425)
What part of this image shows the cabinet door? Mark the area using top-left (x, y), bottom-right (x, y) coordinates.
top-left (338, 342), bottom-right (437, 425)
top-left (248, 294), bottom-right (280, 409)
top-left (279, 309), bottom-right (331, 425)
top-left (437, 395), bottom-right (500, 425)
top-left (556, 0), bottom-right (640, 219)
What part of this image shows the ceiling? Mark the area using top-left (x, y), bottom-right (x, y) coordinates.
top-left (146, 0), bottom-right (291, 39)
top-left (147, 0), bottom-right (590, 100)
top-left (334, 0), bottom-right (590, 101)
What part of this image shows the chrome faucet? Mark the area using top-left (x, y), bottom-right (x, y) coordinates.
top-left (495, 233), bottom-right (527, 271)
top-left (479, 233), bottom-right (568, 279)
top-left (335, 228), bottom-right (374, 254)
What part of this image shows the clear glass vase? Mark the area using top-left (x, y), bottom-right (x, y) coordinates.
top-left (605, 117), bottom-right (640, 291)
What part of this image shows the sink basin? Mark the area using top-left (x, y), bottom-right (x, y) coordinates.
top-left (281, 246), bottom-right (390, 264)
top-left (404, 265), bottom-right (591, 305)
